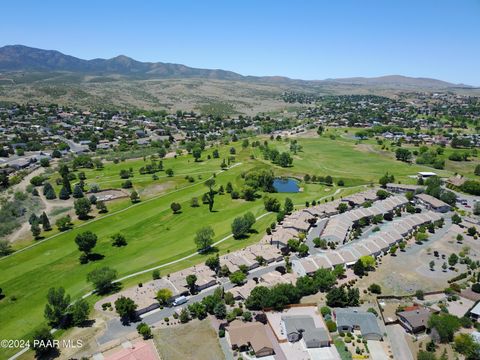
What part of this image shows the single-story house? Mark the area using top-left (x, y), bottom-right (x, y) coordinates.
top-left (335, 308), bottom-right (383, 341)
top-left (415, 193), bottom-right (451, 213)
top-left (227, 320), bottom-right (274, 357)
top-left (282, 315), bottom-right (330, 348)
top-left (397, 307), bottom-right (433, 333)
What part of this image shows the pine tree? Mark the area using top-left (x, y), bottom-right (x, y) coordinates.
top-left (31, 221), bottom-right (41, 239)
top-left (59, 186), bottom-right (70, 200)
top-left (43, 182), bottom-right (57, 200)
top-left (62, 175), bottom-right (72, 194)
top-left (29, 213), bottom-right (39, 225)
top-left (72, 184), bottom-right (84, 198)
top-left (40, 212), bottom-right (52, 231)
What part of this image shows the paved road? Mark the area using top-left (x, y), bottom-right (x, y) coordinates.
top-left (442, 186), bottom-right (479, 214)
top-left (306, 218), bottom-right (327, 254)
top-left (60, 137), bottom-right (89, 153)
top-left (386, 324), bottom-right (413, 360)
top-left (97, 261), bottom-right (285, 344)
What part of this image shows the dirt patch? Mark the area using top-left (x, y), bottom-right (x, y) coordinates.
top-left (140, 181), bottom-right (176, 198)
top-left (153, 319), bottom-right (223, 360)
top-left (355, 143), bottom-right (390, 156)
top-left (356, 223), bottom-right (472, 295)
top-left (93, 189), bottom-right (129, 202)
top-left (57, 313), bottom-right (107, 360)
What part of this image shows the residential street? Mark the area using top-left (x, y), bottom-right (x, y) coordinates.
top-left (97, 261), bottom-right (285, 344)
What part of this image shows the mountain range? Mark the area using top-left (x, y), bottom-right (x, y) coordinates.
top-left (0, 45), bottom-right (471, 88)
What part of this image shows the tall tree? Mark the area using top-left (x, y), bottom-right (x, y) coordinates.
top-left (40, 211), bottom-right (51, 231)
top-left (115, 296), bottom-right (138, 324)
top-left (87, 267), bottom-right (117, 294)
top-left (75, 231), bottom-right (97, 257)
top-left (44, 287), bottom-right (71, 328)
top-left (186, 274), bottom-right (197, 294)
top-left (74, 198), bottom-right (91, 219)
top-left (70, 299), bottom-right (90, 326)
top-left (284, 197), bottom-right (294, 214)
top-left (30, 220), bottom-right (41, 239)
top-left (194, 226), bottom-right (215, 252)
top-left (204, 178), bottom-right (216, 212)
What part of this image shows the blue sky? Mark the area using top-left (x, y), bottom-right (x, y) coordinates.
top-left (1, 0), bottom-right (479, 85)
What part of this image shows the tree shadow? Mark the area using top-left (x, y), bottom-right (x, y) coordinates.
top-left (199, 246), bottom-right (219, 255)
top-left (77, 319), bottom-right (96, 328)
top-left (79, 215), bottom-right (95, 221)
top-left (40, 348), bottom-right (61, 360)
top-left (97, 282), bottom-right (122, 296)
top-left (121, 313), bottom-right (141, 326)
top-left (88, 253), bottom-right (105, 261)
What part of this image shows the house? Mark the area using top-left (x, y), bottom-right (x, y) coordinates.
top-left (226, 320), bottom-right (275, 357)
top-left (282, 315), bottom-right (330, 348)
top-left (397, 307), bottom-right (433, 333)
top-left (447, 175), bottom-right (466, 187)
top-left (415, 193), bottom-right (451, 213)
top-left (335, 308), bottom-right (383, 341)
top-left (386, 183), bottom-right (423, 194)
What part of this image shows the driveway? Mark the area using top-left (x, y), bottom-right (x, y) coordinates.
top-left (367, 340), bottom-right (389, 360)
top-left (386, 324), bottom-right (413, 360)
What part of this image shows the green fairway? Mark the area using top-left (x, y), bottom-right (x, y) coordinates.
top-left (50, 147), bottom-right (231, 195)
top-left (261, 135), bottom-right (453, 184)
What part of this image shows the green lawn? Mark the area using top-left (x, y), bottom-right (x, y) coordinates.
top-left (261, 136), bottom-right (453, 184)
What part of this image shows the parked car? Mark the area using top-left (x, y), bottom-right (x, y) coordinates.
top-left (172, 295), bottom-right (188, 306)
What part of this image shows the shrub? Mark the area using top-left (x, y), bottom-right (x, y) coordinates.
top-left (368, 283), bottom-right (382, 294)
top-left (326, 319), bottom-right (337, 332)
top-left (320, 306), bottom-right (331, 316)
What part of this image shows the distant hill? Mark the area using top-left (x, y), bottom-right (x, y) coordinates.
top-left (1, 45), bottom-right (478, 115)
top-left (0, 45), bottom-right (472, 88)
top-left (0, 45), bottom-right (244, 80)
top-left (322, 75), bottom-right (469, 89)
